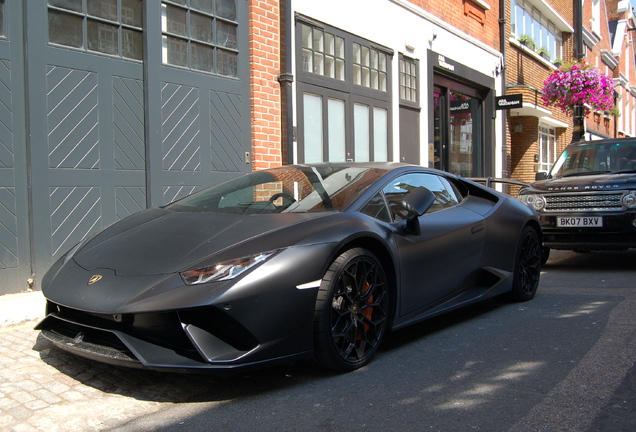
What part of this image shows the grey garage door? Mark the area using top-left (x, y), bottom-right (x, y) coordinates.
top-left (0, 1), bottom-right (250, 294)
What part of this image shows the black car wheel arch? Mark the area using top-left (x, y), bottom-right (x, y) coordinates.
top-left (314, 247), bottom-right (390, 371)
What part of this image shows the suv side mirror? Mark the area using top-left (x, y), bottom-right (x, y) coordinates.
top-left (535, 172), bottom-right (548, 181)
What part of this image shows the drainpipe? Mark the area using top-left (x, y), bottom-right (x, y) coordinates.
top-left (572, 0), bottom-right (585, 142)
top-left (278, 0), bottom-right (294, 164)
top-left (499, 0), bottom-right (508, 178)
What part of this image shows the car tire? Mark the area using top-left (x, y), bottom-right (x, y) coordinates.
top-left (314, 248), bottom-right (389, 372)
top-left (506, 226), bottom-right (542, 302)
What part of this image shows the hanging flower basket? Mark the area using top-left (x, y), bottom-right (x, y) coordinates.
top-left (541, 60), bottom-right (615, 115)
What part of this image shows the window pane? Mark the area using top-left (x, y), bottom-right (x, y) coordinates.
top-left (190, 12), bottom-right (213, 43)
top-left (121, 0), bottom-right (143, 27)
top-left (353, 43), bottom-right (360, 63)
top-left (191, 42), bottom-right (214, 72)
top-left (313, 30), bottom-right (324, 52)
top-left (374, 108), bottom-right (388, 162)
top-left (49, 11), bottom-right (83, 48)
top-left (354, 104), bottom-right (370, 162)
top-left (218, 49), bottom-right (238, 77)
top-left (302, 48), bottom-right (313, 72)
top-left (49, 0), bottom-right (81, 12)
top-left (335, 59), bottom-right (345, 81)
top-left (325, 33), bottom-right (334, 55)
top-left (87, 0), bottom-right (117, 21)
top-left (0, 2), bottom-right (4, 37)
top-left (361, 46), bottom-right (370, 66)
top-left (313, 53), bottom-right (324, 75)
top-left (217, 21), bottom-right (237, 49)
top-left (216, 0), bottom-right (237, 21)
top-left (303, 94), bottom-right (323, 163)
top-left (191, 0), bottom-right (214, 14)
top-left (122, 28), bottom-right (143, 60)
top-left (335, 37), bottom-right (344, 58)
top-left (325, 56), bottom-right (335, 78)
top-left (88, 20), bottom-right (119, 55)
top-left (165, 5), bottom-right (187, 36)
top-left (301, 24), bottom-right (312, 49)
top-left (163, 35), bottom-right (188, 67)
top-left (328, 99), bottom-right (346, 162)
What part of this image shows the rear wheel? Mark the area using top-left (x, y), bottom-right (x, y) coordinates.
top-left (314, 248), bottom-right (389, 372)
top-left (507, 226), bottom-right (542, 302)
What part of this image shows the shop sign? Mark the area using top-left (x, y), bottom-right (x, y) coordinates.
top-left (437, 55), bottom-right (455, 72)
top-left (495, 94), bottom-right (523, 110)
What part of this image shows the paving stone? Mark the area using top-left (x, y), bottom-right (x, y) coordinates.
top-left (9, 391), bottom-right (37, 405)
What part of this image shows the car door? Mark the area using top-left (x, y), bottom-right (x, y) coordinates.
top-left (383, 173), bottom-right (487, 316)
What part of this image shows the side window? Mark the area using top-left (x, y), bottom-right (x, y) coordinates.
top-left (382, 173), bottom-right (460, 222)
top-left (360, 192), bottom-right (391, 223)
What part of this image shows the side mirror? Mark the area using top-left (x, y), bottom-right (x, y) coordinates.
top-left (535, 172), bottom-right (548, 181)
top-left (401, 187), bottom-right (435, 235)
top-left (402, 186), bottom-right (436, 219)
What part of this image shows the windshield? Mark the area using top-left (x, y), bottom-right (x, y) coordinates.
top-left (166, 165), bottom-right (388, 214)
top-left (549, 141), bottom-right (636, 178)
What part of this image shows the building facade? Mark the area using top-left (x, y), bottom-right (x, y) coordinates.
top-left (289, 0), bottom-right (505, 179)
top-left (505, 0), bottom-right (636, 189)
top-left (1, 0), bottom-right (636, 295)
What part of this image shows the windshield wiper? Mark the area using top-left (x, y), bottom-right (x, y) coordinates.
top-left (613, 169), bottom-right (636, 174)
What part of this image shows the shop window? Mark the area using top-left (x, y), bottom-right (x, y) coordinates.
top-left (539, 125), bottom-right (556, 173)
top-left (433, 79), bottom-right (484, 178)
top-left (48, 0), bottom-right (143, 60)
top-left (161, 0), bottom-right (238, 77)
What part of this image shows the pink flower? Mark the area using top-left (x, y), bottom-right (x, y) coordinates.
top-left (542, 61), bottom-right (615, 115)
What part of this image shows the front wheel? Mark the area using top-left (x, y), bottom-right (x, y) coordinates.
top-left (314, 248), bottom-right (390, 372)
top-left (506, 226), bottom-right (542, 302)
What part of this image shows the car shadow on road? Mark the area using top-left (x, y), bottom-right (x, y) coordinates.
top-left (544, 249), bottom-right (636, 272)
top-left (32, 332), bottom-right (335, 404)
top-left (380, 297), bottom-right (506, 352)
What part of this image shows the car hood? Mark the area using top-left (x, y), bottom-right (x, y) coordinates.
top-left (73, 208), bottom-right (330, 276)
top-left (526, 173), bottom-right (636, 193)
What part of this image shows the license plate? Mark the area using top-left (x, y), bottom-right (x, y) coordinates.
top-left (556, 217), bottom-right (603, 227)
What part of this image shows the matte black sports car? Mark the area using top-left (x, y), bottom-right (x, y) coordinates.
top-left (37, 163), bottom-right (542, 372)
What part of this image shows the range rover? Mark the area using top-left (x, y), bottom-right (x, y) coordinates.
top-left (518, 138), bottom-right (636, 262)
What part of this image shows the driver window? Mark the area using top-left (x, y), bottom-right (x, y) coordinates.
top-left (383, 173), bottom-right (460, 222)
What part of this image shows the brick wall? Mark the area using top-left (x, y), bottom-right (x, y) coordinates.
top-left (249, 0), bottom-right (282, 170)
top-left (407, 0), bottom-right (500, 51)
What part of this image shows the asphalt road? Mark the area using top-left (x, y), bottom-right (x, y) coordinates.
top-left (103, 249), bottom-right (636, 432)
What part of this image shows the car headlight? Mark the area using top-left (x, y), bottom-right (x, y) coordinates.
top-left (622, 190), bottom-right (636, 209)
top-left (180, 250), bottom-right (277, 285)
top-left (519, 194), bottom-right (546, 211)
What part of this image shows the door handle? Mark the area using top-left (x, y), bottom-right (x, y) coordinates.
top-left (471, 223), bottom-right (485, 234)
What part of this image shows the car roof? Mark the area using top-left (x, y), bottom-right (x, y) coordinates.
top-left (291, 161), bottom-right (455, 177)
top-left (566, 137), bottom-right (636, 149)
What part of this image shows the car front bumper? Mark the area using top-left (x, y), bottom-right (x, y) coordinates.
top-left (539, 212), bottom-right (636, 251)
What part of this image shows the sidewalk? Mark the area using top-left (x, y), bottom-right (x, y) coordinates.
top-left (0, 290), bottom-right (46, 328)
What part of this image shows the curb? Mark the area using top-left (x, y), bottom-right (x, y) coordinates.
top-left (0, 290), bottom-right (46, 328)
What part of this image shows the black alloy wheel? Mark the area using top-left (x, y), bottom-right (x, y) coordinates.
top-left (507, 226), bottom-right (542, 302)
top-left (314, 248), bottom-right (390, 372)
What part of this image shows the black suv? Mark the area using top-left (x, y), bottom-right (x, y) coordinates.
top-left (518, 137), bottom-right (636, 262)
